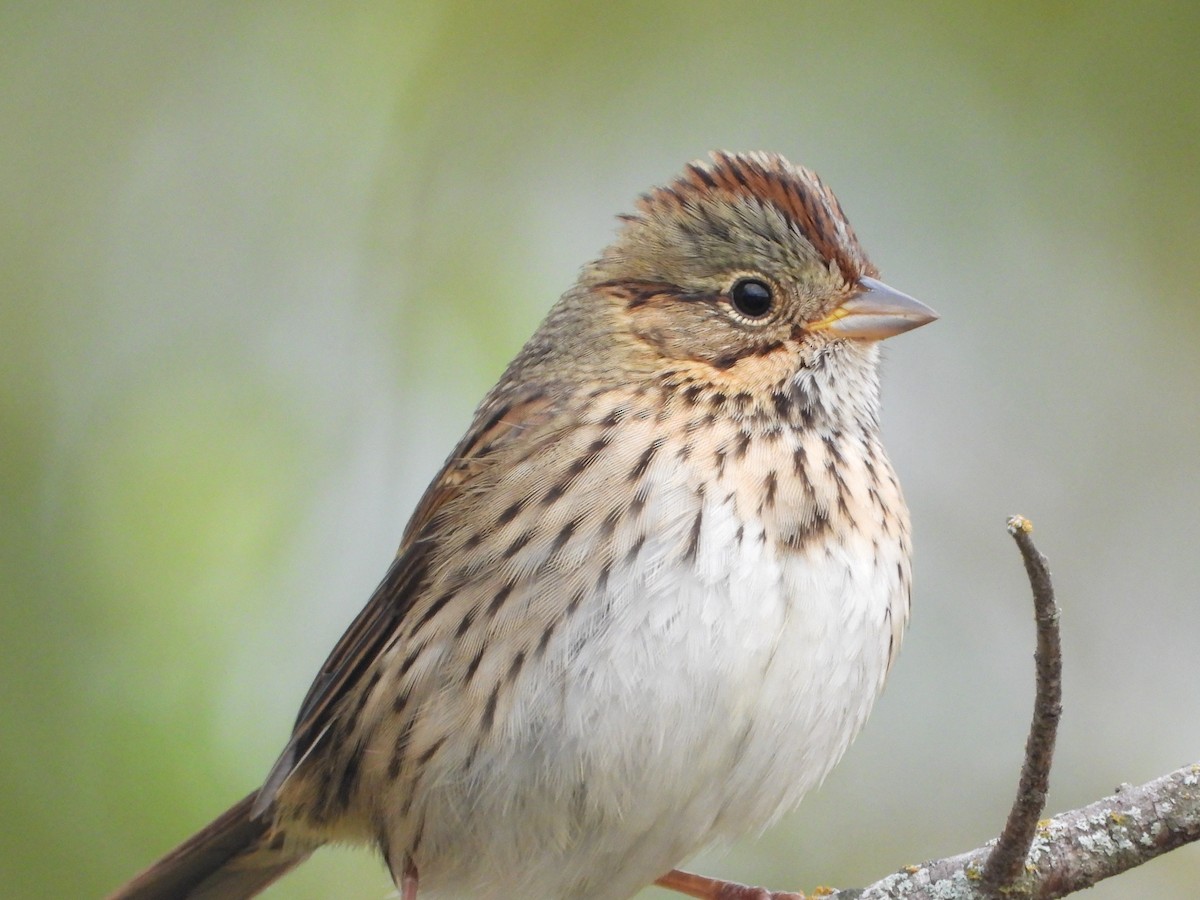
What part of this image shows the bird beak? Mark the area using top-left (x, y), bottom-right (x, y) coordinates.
top-left (812, 276), bottom-right (938, 341)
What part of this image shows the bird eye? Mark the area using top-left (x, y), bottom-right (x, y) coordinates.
top-left (729, 278), bottom-right (774, 319)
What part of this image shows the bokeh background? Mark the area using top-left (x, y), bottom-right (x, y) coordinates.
top-left (3, 3), bottom-right (1198, 898)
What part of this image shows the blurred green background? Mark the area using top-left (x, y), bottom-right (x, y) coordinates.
top-left (3, 2), bottom-right (1198, 897)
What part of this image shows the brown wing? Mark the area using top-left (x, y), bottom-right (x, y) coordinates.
top-left (253, 392), bottom-right (557, 815)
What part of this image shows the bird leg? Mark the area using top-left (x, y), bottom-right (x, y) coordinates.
top-left (655, 868), bottom-right (806, 900)
top-left (399, 857), bottom-right (419, 900)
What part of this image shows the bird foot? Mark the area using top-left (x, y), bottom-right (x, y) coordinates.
top-left (655, 868), bottom-right (806, 900)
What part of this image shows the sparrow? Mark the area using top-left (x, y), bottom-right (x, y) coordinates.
top-left (109, 151), bottom-right (936, 900)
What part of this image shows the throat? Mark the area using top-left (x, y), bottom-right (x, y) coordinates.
top-left (785, 342), bottom-right (882, 435)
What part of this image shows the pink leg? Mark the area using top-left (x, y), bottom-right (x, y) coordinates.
top-left (400, 858), bottom-right (419, 900)
top-left (655, 868), bottom-right (806, 900)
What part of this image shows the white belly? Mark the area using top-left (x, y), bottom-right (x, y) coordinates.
top-left (398, 489), bottom-right (903, 900)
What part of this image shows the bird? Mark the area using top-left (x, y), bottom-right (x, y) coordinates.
top-left (109, 151), bottom-right (936, 900)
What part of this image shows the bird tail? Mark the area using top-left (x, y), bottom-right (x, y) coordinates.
top-left (107, 791), bottom-right (312, 900)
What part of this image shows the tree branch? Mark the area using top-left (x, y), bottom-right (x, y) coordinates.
top-left (835, 761), bottom-right (1200, 899)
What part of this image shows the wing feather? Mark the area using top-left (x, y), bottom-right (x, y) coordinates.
top-left (253, 391), bottom-right (557, 815)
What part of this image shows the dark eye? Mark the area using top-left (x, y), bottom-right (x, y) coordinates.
top-left (730, 278), bottom-right (774, 319)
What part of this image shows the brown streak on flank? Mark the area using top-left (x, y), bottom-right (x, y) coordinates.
top-left (734, 430), bottom-right (753, 460)
top-left (487, 582), bottom-right (516, 618)
top-left (828, 460), bottom-right (853, 520)
top-left (630, 438), bottom-right (664, 482)
top-left (565, 438), bottom-right (607, 479)
top-left (591, 431), bottom-right (616, 451)
top-left (796, 401), bottom-right (814, 429)
top-left (535, 623), bottom-right (556, 658)
top-left (771, 392), bottom-right (792, 419)
top-left (503, 530), bottom-right (533, 559)
top-left (628, 492), bottom-right (646, 517)
top-left (416, 737), bottom-right (445, 767)
top-left (565, 585), bottom-right (587, 617)
top-left (822, 433), bottom-right (845, 466)
top-left (599, 508), bottom-right (620, 540)
top-left (792, 444), bottom-right (807, 477)
top-left (454, 607), bottom-right (476, 639)
top-left (586, 384), bottom-right (615, 400)
top-left (682, 508), bottom-right (704, 562)
top-left (595, 561), bottom-right (611, 594)
top-left (465, 645), bottom-right (486, 683)
top-left (481, 683), bottom-right (501, 733)
top-left (506, 649), bottom-right (527, 684)
top-left (714, 447), bottom-right (727, 478)
top-left (542, 482), bottom-right (567, 507)
top-left (625, 533), bottom-right (646, 564)
top-left (550, 518), bottom-right (579, 556)
top-left (498, 497), bottom-right (527, 524)
top-left (410, 592), bottom-right (451, 633)
top-left (763, 471), bottom-right (778, 509)
top-left (396, 643), bottom-right (424, 685)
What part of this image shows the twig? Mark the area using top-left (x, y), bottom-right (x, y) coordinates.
top-left (982, 515), bottom-right (1063, 889)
